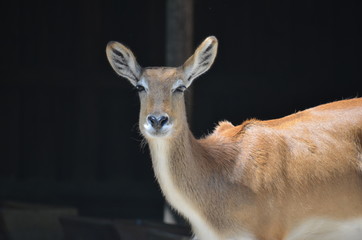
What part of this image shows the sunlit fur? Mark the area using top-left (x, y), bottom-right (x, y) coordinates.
top-left (106, 36), bottom-right (362, 240)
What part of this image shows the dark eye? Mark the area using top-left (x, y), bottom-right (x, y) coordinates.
top-left (174, 85), bottom-right (186, 93)
top-left (135, 85), bottom-right (145, 92)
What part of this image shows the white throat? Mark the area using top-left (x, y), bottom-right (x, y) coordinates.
top-left (148, 138), bottom-right (220, 240)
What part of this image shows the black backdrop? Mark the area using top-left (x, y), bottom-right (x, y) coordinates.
top-left (1, 0), bottom-right (361, 220)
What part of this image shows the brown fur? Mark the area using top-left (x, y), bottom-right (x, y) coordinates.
top-left (106, 36), bottom-right (362, 239)
top-left (168, 98), bottom-right (362, 239)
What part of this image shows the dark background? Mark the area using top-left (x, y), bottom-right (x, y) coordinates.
top-left (1, 0), bottom-right (361, 220)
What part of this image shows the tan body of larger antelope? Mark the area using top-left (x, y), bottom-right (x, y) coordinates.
top-left (106, 36), bottom-right (362, 240)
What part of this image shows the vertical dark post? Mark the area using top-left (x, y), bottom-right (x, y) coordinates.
top-left (165, 0), bottom-right (194, 123)
top-left (164, 0), bottom-right (194, 225)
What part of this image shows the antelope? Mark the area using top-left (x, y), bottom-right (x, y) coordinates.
top-left (106, 36), bottom-right (362, 240)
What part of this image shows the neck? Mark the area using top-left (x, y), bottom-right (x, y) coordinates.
top-left (147, 122), bottom-right (197, 185)
top-left (144, 120), bottom-right (254, 239)
top-left (146, 122), bottom-right (222, 236)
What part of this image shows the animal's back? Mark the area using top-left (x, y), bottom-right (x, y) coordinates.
top-left (208, 98), bottom-right (362, 239)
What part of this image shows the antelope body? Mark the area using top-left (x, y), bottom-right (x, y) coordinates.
top-left (106, 36), bottom-right (362, 240)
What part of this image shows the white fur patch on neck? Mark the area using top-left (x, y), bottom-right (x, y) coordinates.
top-left (148, 138), bottom-right (221, 240)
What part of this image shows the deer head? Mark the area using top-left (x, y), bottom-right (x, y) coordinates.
top-left (106, 36), bottom-right (218, 139)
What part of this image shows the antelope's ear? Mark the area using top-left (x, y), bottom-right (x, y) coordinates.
top-left (106, 41), bottom-right (142, 86)
top-left (182, 36), bottom-right (218, 86)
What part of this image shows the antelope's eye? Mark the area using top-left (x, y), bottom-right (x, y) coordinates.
top-left (135, 85), bottom-right (145, 92)
top-left (174, 85), bottom-right (186, 93)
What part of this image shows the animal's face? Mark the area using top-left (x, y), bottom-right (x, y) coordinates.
top-left (135, 67), bottom-right (188, 138)
top-left (106, 36), bottom-right (218, 139)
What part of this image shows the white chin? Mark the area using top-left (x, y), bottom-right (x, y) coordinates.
top-left (143, 123), bottom-right (172, 138)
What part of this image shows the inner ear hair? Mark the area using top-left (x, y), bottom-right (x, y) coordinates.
top-left (106, 41), bottom-right (142, 86)
top-left (183, 36), bottom-right (218, 84)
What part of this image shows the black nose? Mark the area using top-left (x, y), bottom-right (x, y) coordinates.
top-left (147, 114), bottom-right (169, 129)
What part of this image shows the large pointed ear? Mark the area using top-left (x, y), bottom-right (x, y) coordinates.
top-left (182, 36), bottom-right (218, 86)
top-left (106, 41), bottom-right (142, 86)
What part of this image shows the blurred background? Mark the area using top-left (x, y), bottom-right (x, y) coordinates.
top-left (0, 0), bottom-right (361, 236)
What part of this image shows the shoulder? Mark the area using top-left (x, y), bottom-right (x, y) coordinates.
top-left (211, 119), bottom-right (261, 140)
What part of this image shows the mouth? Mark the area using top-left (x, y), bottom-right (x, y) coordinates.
top-left (142, 123), bottom-right (173, 138)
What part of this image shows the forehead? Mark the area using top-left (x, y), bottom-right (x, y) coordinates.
top-left (141, 67), bottom-right (182, 84)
